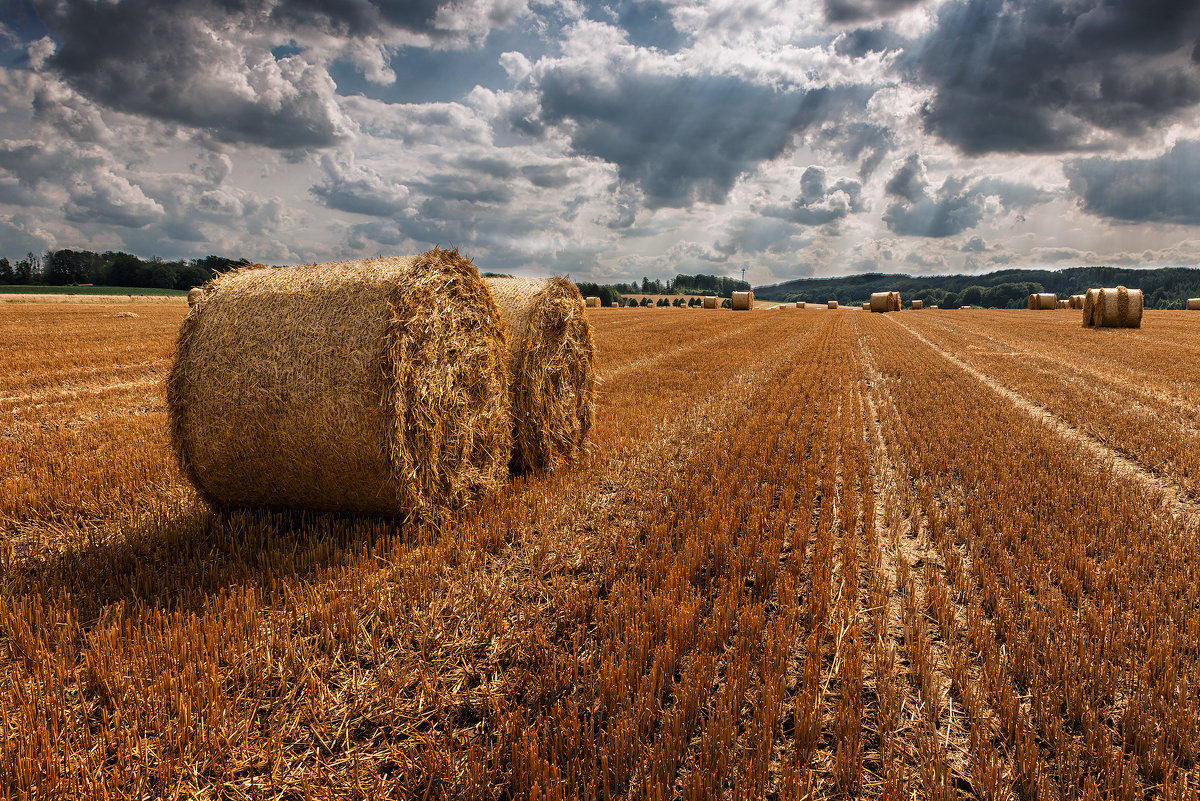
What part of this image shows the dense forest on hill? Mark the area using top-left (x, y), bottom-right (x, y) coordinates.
top-left (0, 250), bottom-right (252, 290)
top-left (754, 266), bottom-right (1200, 309)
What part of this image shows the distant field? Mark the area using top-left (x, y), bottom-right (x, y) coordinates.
top-left (0, 284), bottom-right (187, 296)
top-left (2, 303), bottom-right (1198, 798)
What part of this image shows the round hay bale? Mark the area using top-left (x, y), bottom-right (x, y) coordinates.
top-left (862, 301), bottom-right (871, 309)
top-left (827, 300), bottom-right (838, 309)
top-left (584, 296), bottom-right (601, 308)
top-left (1057, 299), bottom-right (1069, 309)
top-left (168, 248), bottom-right (511, 521)
top-left (1030, 292), bottom-right (1057, 310)
top-left (1186, 298), bottom-right (1200, 310)
top-left (1093, 286), bottom-right (1143, 328)
top-left (889, 291), bottom-right (901, 311)
top-left (187, 287), bottom-right (204, 307)
top-left (929, 304), bottom-right (939, 309)
top-left (869, 292), bottom-right (892, 312)
top-left (703, 295), bottom-right (719, 309)
top-left (910, 299), bottom-right (924, 310)
top-left (1069, 294), bottom-right (1085, 309)
top-left (1082, 288), bottom-right (1101, 327)
top-left (795, 301), bottom-right (805, 309)
top-left (484, 277), bottom-right (596, 474)
top-left (731, 290), bottom-right (754, 310)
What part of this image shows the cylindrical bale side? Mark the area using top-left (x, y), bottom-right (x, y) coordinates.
top-left (1082, 288), bottom-right (1100, 327)
top-left (187, 287), bottom-right (204, 307)
top-left (168, 248), bottom-right (511, 521)
top-left (862, 301), bottom-right (871, 309)
top-left (703, 295), bottom-right (719, 309)
top-left (911, 299), bottom-right (924, 310)
top-left (795, 301), bottom-right (805, 309)
top-left (731, 290), bottom-right (754, 310)
top-left (584, 296), bottom-right (601, 308)
top-left (1033, 292), bottom-right (1057, 310)
top-left (869, 292), bottom-right (892, 312)
top-left (1028, 293), bottom-right (1036, 310)
top-left (827, 300), bottom-right (838, 309)
top-left (1094, 286), bottom-right (1143, 328)
top-left (889, 291), bottom-right (901, 311)
top-left (1057, 299), bottom-right (1069, 309)
top-left (1187, 298), bottom-right (1200, 310)
top-left (484, 277), bottom-right (596, 474)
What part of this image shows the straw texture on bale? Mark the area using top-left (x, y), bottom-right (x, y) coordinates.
top-left (1187, 298), bottom-right (1200, 310)
top-left (702, 295), bottom-right (719, 309)
top-left (1082, 288), bottom-right (1100, 327)
top-left (484, 277), bottom-right (596, 474)
top-left (890, 291), bottom-right (901, 310)
top-left (827, 300), bottom-right (838, 309)
top-left (731, 290), bottom-right (754, 310)
top-left (1091, 286), bottom-right (1143, 328)
top-left (869, 292), bottom-right (891, 312)
top-left (168, 248), bottom-right (511, 521)
top-left (1028, 292), bottom-right (1057, 310)
top-left (911, 299), bottom-right (923, 310)
top-left (584, 296), bottom-right (600, 308)
top-left (187, 287), bottom-right (204, 307)
top-left (1069, 294), bottom-right (1085, 309)
top-left (1057, 299), bottom-right (1070, 309)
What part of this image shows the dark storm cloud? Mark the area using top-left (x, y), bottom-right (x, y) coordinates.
top-left (813, 121), bottom-right (895, 178)
top-left (34, 0), bottom-right (348, 149)
top-left (825, 0), bottom-right (926, 24)
top-left (908, 0), bottom-right (1200, 154)
top-left (1065, 140), bottom-right (1200, 224)
top-left (762, 166), bottom-right (864, 226)
top-left (882, 153), bottom-right (1051, 236)
top-left (263, 0), bottom-right (443, 37)
top-left (534, 66), bottom-right (871, 207)
top-left (833, 25), bottom-right (908, 58)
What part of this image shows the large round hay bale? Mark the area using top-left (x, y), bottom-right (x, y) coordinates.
top-left (484, 277), bottom-right (596, 473)
top-left (703, 295), bottom-right (719, 309)
top-left (168, 248), bottom-right (511, 521)
top-left (827, 300), bottom-right (838, 309)
top-left (1093, 286), bottom-right (1143, 328)
top-left (1030, 292), bottom-right (1057, 310)
top-left (584, 296), bottom-right (601, 308)
top-left (187, 287), bottom-right (204, 307)
top-left (731, 290), bottom-right (754, 310)
top-left (910, 299), bottom-right (924, 310)
top-left (1187, 298), bottom-right (1200, 310)
top-left (869, 292), bottom-right (892, 312)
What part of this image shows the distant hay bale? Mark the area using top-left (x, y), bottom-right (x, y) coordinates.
top-left (795, 301), bottom-right (805, 309)
top-left (1082, 288), bottom-right (1101, 327)
top-left (911, 299), bottom-right (923, 310)
top-left (862, 301), bottom-right (871, 309)
top-left (187, 287), bottom-right (204, 307)
top-left (869, 292), bottom-right (891, 312)
top-left (1057, 299), bottom-right (1069, 309)
top-left (1187, 298), bottom-right (1200, 310)
top-left (703, 295), bottom-right (719, 309)
top-left (1069, 294), bottom-right (1085, 309)
top-left (960, 305), bottom-right (971, 309)
top-left (485, 277), bottom-right (596, 473)
top-left (827, 300), bottom-right (838, 309)
top-left (731, 290), bottom-right (754, 310)
top-left (1029, 292), bottom-right (1057, 310)
top-left (584, 296), bottom-right (601, 308)
top-left (1091, 286), bottom-right (1143, 328)
top-left (929, 304), bottom-right (939, 309)
top-left (168, 248), bottom-right (511, 521)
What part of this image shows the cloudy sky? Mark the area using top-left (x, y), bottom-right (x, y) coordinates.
top-left (3, 0), bottom-right (1200, 284)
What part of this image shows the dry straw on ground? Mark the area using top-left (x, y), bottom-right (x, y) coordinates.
top-left (703, 296), bottom-right (719, 309)
top-left (911, 299), bottom-right (924, 310)
top-left (484, 276), bottom-right (596, 473)
top-left (168, 247), bottom-right (512, 521)
top-left (731, 290), bottom-right (754, 310)
top-left (828, 300), bottom-right (839, 309)
top-left (1028, 293), bottom-right (1057, 310)
top-left (1090, 286), bottom-right (1144, 329)
top-left (1187, 298), bottom-right (1200, 310)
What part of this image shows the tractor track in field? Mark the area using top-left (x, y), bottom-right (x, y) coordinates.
top-left (888, 316), bottom-right (1200, 522)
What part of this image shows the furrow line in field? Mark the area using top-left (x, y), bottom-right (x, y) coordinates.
top-left (888, 315), bottom-right (1200, 521)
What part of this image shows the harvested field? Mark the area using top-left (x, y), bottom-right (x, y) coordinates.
top-left (2, 303), bottom-right (1199, 799)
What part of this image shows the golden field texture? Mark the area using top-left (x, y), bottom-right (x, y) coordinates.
top-left (2, 303), bottom-right (1200, 800)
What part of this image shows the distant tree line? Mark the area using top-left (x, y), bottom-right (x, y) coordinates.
top-left (0, 249), bottom-right (251, 290)
top-left (575, 273), bottom-right (751, 307)
top-left (754, 266), bottom-right (1200, 309)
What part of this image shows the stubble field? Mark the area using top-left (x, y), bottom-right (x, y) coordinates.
top-left (1, 302), bottom-right (1198, 800)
